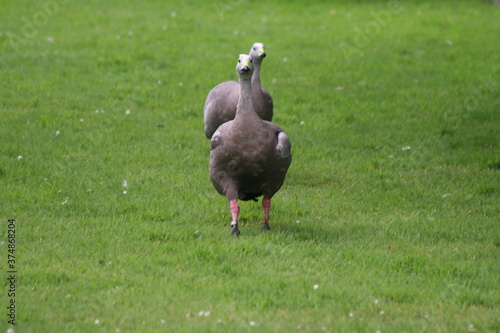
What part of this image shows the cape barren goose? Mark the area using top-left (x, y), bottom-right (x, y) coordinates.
top-left (203, 43), bottom-right (273, 139)
top-left (209, 54), bottom-right (292, 236)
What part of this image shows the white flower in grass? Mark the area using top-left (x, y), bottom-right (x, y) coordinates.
top-left (197, 310), bottom-right (211, 317)
top-left (401, 146), bottom-right (411, 151)
top-left (7, 328), bottom-right (15, 333)
top-left (80, 118), bottom-right (84, 122)
top-left (56, 130), bottom-right (61, 135)
top-left (62, 200), bottom-right (69, 205)
top-left (160, 319), bottom-right (166, 324)
top-left (283, 57), bottom-right (288, 62)
top-left (379, 310), bottom-right (384, 315)
top-left (313, 284), bottom-right (319, 290)
top-left (94, 319), bottom-right (100, 325)
top-left (115, 329), bottom-right (120, 333)
top-left (171, 11), bottom-right (177, 17)
top-left (125, 110), bottom-right (131, 115)
top-left (17, 155), bottom-right (23, 160)
top-left (122, 180), bottom-right (128, 188)
top-left (349, 312), bottom-right (354, 317)
top-left (162, 25), bottom-right (167, 30)
top-left (46, 36), bottom-right (54, 43)
top-left (374, 299), bottom-right (379, 304)
top-left (249, 321), bottom-right (256, 326)
top-left (123, 191), bottom-right (128, 195)
top-left (116, 35), bottom-right (121, 39)
top-left (446, 40), bottom-right (453, 46)
top-left (468, 324), bottom-right (475, 332)
top-left (335, 86), bottom-right (344, 90)
top-left (300, 121), bottom-right (305, 125)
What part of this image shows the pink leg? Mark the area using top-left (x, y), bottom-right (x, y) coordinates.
top-left (229, 200), bottom-right (240, 236)
top-left (261, 198), bottom-right (271, 231)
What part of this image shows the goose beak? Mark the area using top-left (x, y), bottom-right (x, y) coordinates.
top-left (240, 58), bottom-right (251, 72)
top-left (257, 48), bottom-right (266, 58)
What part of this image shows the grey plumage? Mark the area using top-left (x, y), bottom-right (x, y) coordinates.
top-left (209, 54), bottom-right (292, 236)
top-left (203, 43), bottom-right (273, 139)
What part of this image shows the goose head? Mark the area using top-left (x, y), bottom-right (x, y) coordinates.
top-left (249, 42), bottom-right (266, 62)
top-left (236, 54), bottom-right (253, 78)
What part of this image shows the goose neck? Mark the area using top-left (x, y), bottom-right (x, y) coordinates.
top-left (251, 62), bottom-right (262, 87)
top-left (238, 77), bottom-right (253, 110)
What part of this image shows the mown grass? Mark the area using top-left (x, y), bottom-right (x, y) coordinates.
top-left (1, 0), bottom-right (499, 332)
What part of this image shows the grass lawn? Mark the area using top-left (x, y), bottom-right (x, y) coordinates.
top-left (1, 0), bottom-right (499, 332)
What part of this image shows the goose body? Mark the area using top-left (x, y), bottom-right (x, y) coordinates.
top-left (209, 54), bottom-right (291, 235)
top-left (204, 43), bottom-right (273, 139)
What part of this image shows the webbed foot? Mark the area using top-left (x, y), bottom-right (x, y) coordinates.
top-left (231, 226), bottom-right (240, 236)
top-left (231, 221), bottom-right (240, 236)
top-left (261, 222), bottom-right (270, 232)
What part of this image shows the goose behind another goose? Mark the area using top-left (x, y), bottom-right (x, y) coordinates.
top-left (203, 43), bottom-right (273, 139)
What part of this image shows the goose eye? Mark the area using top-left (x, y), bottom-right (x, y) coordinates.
top-left (238, 59), bottom-right (241, 63)
top-left (253, 47), bottom-right (256, 50)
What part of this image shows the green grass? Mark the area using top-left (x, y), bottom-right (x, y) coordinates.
top-left (1, 0), bottom-right (499, 332)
